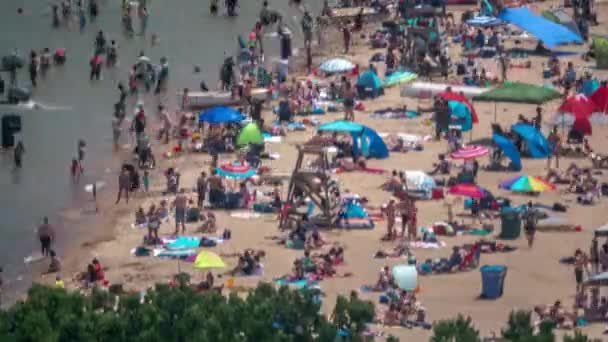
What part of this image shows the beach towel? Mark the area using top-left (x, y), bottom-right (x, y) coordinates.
top-left (273, 278), bottom-right (315, 288)
top-left (334, 167), bottom-right (386, 174)
top-left (153, 248), bottom-right (197, 258)
top-left (371, 110), bottom-right (420, 119)
top-left (409, 241), bottom-right (446, 249)
top-left (164, 236), bottom-right (201, 249)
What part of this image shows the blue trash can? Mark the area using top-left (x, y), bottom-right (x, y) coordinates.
top-left (480, 265), bottom-right (507, 299)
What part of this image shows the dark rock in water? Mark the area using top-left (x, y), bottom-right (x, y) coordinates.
top-left (193, 65), bottom-right (201, 73)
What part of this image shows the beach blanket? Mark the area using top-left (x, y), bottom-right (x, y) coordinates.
top-left (536, 217), bottom-right (578, 232)
top-left (164, 236), bottom-right (201, 249)
top-left (409, 241), bottom-right (446, 249)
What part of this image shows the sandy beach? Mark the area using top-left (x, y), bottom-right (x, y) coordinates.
top-left (25, 2), bottom-right (608, 340)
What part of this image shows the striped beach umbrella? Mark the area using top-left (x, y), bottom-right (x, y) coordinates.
top-left (450, 145), bottom-right (490, 159)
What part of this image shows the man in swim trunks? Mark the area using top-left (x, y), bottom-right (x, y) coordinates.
top-left (37, 217), bottom-right (56, 257)
top-left (172, 189), bottom-right (188, 235)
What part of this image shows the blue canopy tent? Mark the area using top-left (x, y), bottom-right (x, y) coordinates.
top-left (356, 70), bottom-right (383, 99)
top-left (318, 121), bottom-right (389, 159)
top-left (199, 106), bottom-right (245, 124)
top-left (510, 124), bottom-right (550, 158)
top-left (492, 133), bottom-right (522, 171)
top-left (498, 7), bottom-right (583, 48)
top-left (448, 101), bottom-right (473, 132)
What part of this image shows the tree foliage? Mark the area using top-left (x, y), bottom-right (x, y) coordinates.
top-left (0, 283), bottom-right (376, 342)
top-left (431, 314), bottom-right (481, 342)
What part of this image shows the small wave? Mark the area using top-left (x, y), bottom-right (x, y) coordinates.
top-left (1, 100), bottom-right (72, 111)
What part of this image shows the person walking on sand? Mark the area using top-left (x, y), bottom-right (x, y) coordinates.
top-left (37, 217), bottom-right (55, 257)
top-left (172, 189), bottom-right (188, 235)
top-left (14, 141), bottom-right (25, 168)
top-left (341, 21), bottom-right (351, 54)
top-left (522, 201), bottom-right (538, 248)
top-left (115, 168), bottom-right (131, 204)
top-left (547, 127), bottom-right (561, 169)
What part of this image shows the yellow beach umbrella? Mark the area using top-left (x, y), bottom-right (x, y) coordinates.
top-left (193, 251), bottom-right (226, 269)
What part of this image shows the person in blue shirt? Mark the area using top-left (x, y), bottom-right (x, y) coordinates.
top-left (475, 29), bottom-right (485, 48)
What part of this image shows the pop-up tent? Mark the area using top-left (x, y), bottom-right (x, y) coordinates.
top-left (356, 70), bottom-right (383, 98)
top-left (510, 124), bottom-right (550, 159)
top-left (498, 7), bottom-right (583, 48)
top-left (318, 120), bottom-right (389, 159)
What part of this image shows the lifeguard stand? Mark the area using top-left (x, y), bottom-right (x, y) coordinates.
top-left (281, 145), bottom-right (341, 228)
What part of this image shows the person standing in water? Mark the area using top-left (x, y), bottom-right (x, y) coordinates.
top-left (14, 141), bottom-right (25, 168)
top-left (139, 7), bottom-right (149, 36)
top-left (37, 217), bottom-right (55, 257)
top-left (40, 48), bottom-right (51, 78)
top-left (210, 0), bottom-right (219, 14)
top-left (77, 139), bottom-right (86, 171)
top-left (29, 50), bottom-right (38, 88)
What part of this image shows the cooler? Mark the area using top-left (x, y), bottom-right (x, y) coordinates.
top-left (480, 265), bottom-right (507, 299)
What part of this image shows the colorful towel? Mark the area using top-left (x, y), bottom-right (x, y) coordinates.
top-left (153, 248), bottom-right (197, 258)
top-left (165, 237), bottom-right (201, 250)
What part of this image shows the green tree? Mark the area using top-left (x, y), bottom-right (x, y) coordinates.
top-left (501, 310), bottom-right (554, 342)
top-left (431, 314), bottom-right (481, 342)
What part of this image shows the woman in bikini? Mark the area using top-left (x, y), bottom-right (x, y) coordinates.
top-left (342, 81), bottom-right (356, 121)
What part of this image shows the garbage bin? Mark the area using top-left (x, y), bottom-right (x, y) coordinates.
top-left (500, 207), bottom-right (521, 239)
top-left (480, 265), bottom-right (507, 299)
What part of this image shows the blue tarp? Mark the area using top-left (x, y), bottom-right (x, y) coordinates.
top-left (510, 123), bottom-right (550, 158)
top-left (199, 106), bottom-right (245, 124)
top-left (493, 133), bottom-right (522, 171)
top-left (498, 7), bottom-right (583, 48)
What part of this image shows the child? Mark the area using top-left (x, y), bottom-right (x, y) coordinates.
top-left (142, 170), bottom-right (150, 193)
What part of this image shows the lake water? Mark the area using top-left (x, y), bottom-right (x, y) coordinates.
top-left (0, 0), bottom-right (320, 304)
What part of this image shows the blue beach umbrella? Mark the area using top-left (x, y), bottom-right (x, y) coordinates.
top-left (198, 106), bottom-right (245, 124)
top-left (492, 133), bottom-right (522, 171)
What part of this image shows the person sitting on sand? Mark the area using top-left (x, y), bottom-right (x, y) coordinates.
top-left (380, 170), bottom-right (402, 192)
top-left (374, 266), bottom-right (393, 291)
top-left (305, 229), bottom-right (326, 249)
top-left (429, 154), bottom-right (450, 176)
top-left (228, 250), bottom-right (261, 276)
top-left (92, 258), bottom-right (105, 282)
top-left (328, 246), bottom-right (344, 264)
top-left (197, 271), bottom-right (214, 291)
top-left (135, 207), bottom-right (147, 225)
top-left (383, 303), bottom-right (401, 326)
top-left (197, 211), bottom-right (217, 233)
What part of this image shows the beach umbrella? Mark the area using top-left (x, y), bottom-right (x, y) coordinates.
top-left (237, 123), bottom-right (263, 146)
top-left (392, 265), bottom-right (417, 291)
top-left (590, 86), bottom-right (608, 113)
top-left (138, 55), bottom-right (151, 63)
top-left (382, 71), bottom-right (417, 88)
top-left (492, 133), bottom-right (522, 171)
top-left (194, 251), bottom-right (226, 269)
top-left (558, 94), bottom-right (597, 119)
top-left (215, 161), bottom-right (256, 179)
top-left (439, 91), bottom-right (479, 123)
top-left (450, 145), bottom-right (489, 159)
top-left (448, 184), bottom-right (487, 198)
top-left (499, 175), bottom-right (556, 193)
top-left (319, 58), bottom-right (355, 74)
top-left (318, 120), bottom-right (363, 133)
top-left (199, 106), bottom-right (245, 124)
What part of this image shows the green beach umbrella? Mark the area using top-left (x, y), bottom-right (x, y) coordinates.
top-left (237, 123), bottom-right (264, 146)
